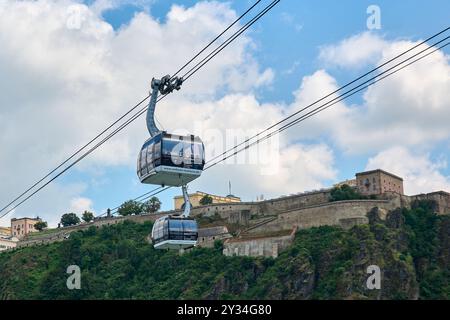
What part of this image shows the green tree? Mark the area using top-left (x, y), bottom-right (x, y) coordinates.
top-left (330, 184), bottom-right (367, 202)
top-left (82, 211), bottom-right (94, 223)
top-left (200, 194), bottom-right (213, 206)
top-left (34, 221), bottom-right (48, 232)
top-left (118, 200), bottom-right (143, 216)
top-left (60, 213), bottom-right (80, 227)
top-left (144, 197), bottom-right (161, 214)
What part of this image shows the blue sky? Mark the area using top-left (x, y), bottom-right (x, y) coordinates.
top-left (1, 0), bottom-right (450, 225)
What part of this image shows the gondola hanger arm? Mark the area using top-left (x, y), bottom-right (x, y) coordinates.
top-left (146, 75), bottom-right (183, 137)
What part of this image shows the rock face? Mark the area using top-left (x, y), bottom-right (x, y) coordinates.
top-left (241, 205), bottom-right (447, 300)
top-left (213, 207), bottom-right (426, 300)
top-left (438, 218), bottom-right (450, 267)
top-left (264, 255), bottom-right (316, 300)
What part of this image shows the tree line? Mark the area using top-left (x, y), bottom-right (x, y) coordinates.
top-left (34, 193), bottom-right (214, 231)
top-left (34, 196), bottom-right (163, 231)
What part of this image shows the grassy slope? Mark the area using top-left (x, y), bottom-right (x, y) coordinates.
top-left (0, 202), bottom-right (448, 300)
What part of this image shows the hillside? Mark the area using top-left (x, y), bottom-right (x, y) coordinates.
top-left (0, 201), bottom-right (448, 300)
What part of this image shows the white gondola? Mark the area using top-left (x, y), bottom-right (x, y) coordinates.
top-left (137, 132), bottom-right (205, 187)
top-left (138, 75), bottom-right (203, 250)
top-left (151, 215), bottom-right (198, 250)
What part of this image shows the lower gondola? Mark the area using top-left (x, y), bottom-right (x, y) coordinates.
top-left (151, 215), bottom-right (198, 250)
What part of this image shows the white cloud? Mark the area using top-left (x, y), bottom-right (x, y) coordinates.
top-left (366, 146), bottom-right (450, 195)
top-left (69, 197), bottom-right (95, 215)
top-left (281, 69), bottom-right (351, 141)
top-left (292, 32), bottom-right (450, 155)
top-left (338, 40), bottom-right (450, 153)
top-left (159, 92), bottom-right (338, 199)
top-left (190, 142), bottom-right (337, 201)
top-left (319, 31), bottom-right (387, 68)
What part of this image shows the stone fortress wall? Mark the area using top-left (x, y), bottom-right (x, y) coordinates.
top-left (13, 189), bottom-right (339, 248)
top-left (13, 184), bottom-right (450, 252)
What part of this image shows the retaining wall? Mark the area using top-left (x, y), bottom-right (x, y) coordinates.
top-left (247, 199), bottom-right (396, 234)
top-left (223, 228), bottom-right (296, 258)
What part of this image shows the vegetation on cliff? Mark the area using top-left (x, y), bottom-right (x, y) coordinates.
top-left (0, 201), bottom-right (448, 300)
top-left (329, 184), bottom-right (377, 202)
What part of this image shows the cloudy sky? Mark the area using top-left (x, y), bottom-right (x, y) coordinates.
top-left (0, 0), bottom-right (449, 226)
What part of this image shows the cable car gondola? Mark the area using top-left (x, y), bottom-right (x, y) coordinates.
top-left (137, 75), bottom-right (204, 250)
top-left (151, 215), bottom-right (198, 250)
top-left (137, 132), bottom-right (205, 187)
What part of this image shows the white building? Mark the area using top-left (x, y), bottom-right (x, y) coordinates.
top-left (0, 235), bottom-right (18, 252)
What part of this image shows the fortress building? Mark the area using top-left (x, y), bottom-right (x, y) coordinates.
top-left (356, 169), bottom-right (404, 196)
top-left (174, 191), bottom-right (241, 210)
top-left (11, 217), bottom-right (41, 239)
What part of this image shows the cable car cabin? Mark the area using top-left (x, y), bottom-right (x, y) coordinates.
top-left (137, 132), bottom-right (205, 187)
top-left (151, 215), bottom-right (198, 250)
